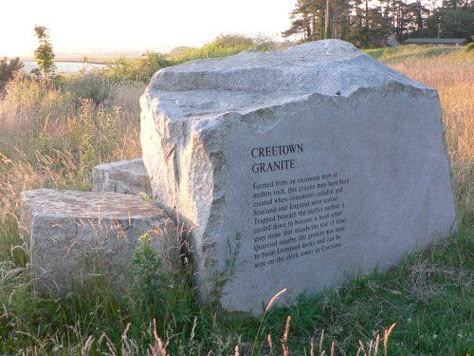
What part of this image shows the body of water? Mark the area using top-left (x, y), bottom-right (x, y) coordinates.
top-left (23, 61), bottom-right (106, 73)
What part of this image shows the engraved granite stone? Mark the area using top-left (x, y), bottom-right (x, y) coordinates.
top-left (140, 40), bottom-right (457, 314)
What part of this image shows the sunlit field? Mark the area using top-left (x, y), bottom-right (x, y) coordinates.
top-left (0, 43), bottom-right (473, 354)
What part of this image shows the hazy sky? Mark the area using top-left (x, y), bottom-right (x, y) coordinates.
top-left (0, 0), bottom-right (296, 57)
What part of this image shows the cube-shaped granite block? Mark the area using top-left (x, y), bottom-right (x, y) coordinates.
top-left (20, 189), bottom-right (176, 295)
top-left (92, 158), bottom-right (150, 195)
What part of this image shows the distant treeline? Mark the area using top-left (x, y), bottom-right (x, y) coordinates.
top-left (283, 0), bottom-right (474, 47)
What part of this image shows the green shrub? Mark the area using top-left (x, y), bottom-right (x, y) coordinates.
top-left (466, 42), bottom-right (474, 52)
top-left (127, 232), bottom-right (194, 350)
top-left (130, 234), bottom-right (169, 318)
top-left (105, 52), bottom-right (172, 83)
top-left (61, 71), bottom-right (114, 104)
top-left (212, 34), bottom-right (255, 49)
top-left (0, 57), bottom-right (24, 91)
top-left (169, 46), bottom-right (195, 56)
top-left (136, 52), bottom-right (172, 81)
top-left (171, 34), bottom-right (271, 64)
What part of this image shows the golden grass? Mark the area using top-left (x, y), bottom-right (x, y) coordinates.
top-left (0, 47), bottom-right (472, 354)
top-left (0, 76), bottom-right (143, 221)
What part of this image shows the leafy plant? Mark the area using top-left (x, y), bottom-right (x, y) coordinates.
top-left (34, 25), bottom-right (56, 77)
top-left (105, 52), bottom-right (172, 83)
top-left (62, 71), bottom-right (114, 104)
top-left (171, 34), bottom-right (265, 63)
top-left (0, 57), bottom-right (24, 91)
top-left (129, 231), bottom-right (193, 335)
top-left (131, 233), bottom-right (169, 318)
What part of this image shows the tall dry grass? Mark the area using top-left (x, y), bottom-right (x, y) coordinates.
top-left (390, 50), bottom-right (474, 224)
top-left (0, 48), bottom-right (472, 354)
top-left (0, 74), bottom-right (143, 218)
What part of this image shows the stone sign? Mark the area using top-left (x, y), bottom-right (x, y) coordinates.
top-left (140, 40), bottom-right (457, 314)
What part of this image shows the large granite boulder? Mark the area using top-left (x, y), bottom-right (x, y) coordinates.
top-left (140, 40), bottom-right (457, 314)
top-left (20, 189), bottom-right (176, 295)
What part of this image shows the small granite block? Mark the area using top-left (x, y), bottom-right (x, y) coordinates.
top-left (20, 189), bottom-right (176, 295)
top-left (92, 158), bottom-right (149, 195)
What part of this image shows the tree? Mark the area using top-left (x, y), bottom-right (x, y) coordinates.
top-left (284, 0), bottom-right (390, 46)
top-left (284, 0), bottom-right (474, 46)
top-left (282, 0), bottom-right (324, 41)
top-left (34, 25), bottom-right (56, 77)
top-left (426, 7), bottom-right (474, 38)
top-left (283, 0), bottom-right (351, 41)
top-left (0, 57), bottom-right (24, 91)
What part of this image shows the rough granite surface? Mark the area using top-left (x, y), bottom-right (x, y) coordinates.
top-left (20, 189), bottom-right (176, 295)
top-left (140, 40), bottom-right (457, 314)
top-left (92, 158), bottom-right (149, 195)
